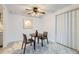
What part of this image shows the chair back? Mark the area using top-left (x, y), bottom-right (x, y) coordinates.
top-left (43, 32), bottom-right (48, 37)
top-left (35, 30), bottom-right (38, 37)
top-left (23, 34), bottom-right (27, 42)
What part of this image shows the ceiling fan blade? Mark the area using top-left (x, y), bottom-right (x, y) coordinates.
top-left (25, 8), bottom-right (29, 10)
top-left (28, 13), bottom-right (31, 14)
top-left (27, 12), bottom-right (33, 14)
top-left (40, 12), bottom-right (45, 14)
top-left (25, 9), bottom-right (32, 11)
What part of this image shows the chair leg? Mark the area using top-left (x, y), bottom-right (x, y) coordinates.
top-left (35, 37), bottom-right (36, 43)
top-left (30, 37), bottom-right (33, 46)
top-left (33, 41), bottom-right (36, 50)
top-left (38, 38), bottom-right (39, 44)
top-left (23, 43), bottom-right (26, 54)
top-left (47, 38), bottom-right (49, 44)
top-left (30, 43), bottom-right (32, 46)
top-left (21, 42), bottom-right (24, 49)
top-left (41, 39), bottom-right (43, 47)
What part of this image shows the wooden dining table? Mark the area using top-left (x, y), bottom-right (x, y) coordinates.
top-left (30, 33), bottom-right (42, 42)
top-left (30, 33), bottom-right (44, 46)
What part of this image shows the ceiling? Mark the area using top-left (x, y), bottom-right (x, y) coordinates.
top-left (5, 4), bottom-right (71, 15)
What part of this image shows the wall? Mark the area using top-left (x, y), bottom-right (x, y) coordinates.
top-left (42, 13), bottom-right (55, 42)
top-left (0, 13), bottom-right (3, 32)
top-left (2, 9), bottom-right (55, 47)
top-left (3, 11), bottom-right (44, 46)
top-left (3, 5), bottom-right (9, 47)
top-left (0, 5), bottom-right (3, 46)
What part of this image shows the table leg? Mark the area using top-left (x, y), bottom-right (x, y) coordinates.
top-left (21, 42), bottom-right (24, 49)
top-left (47, 37), bottom-right (49, 44)
top-left (30, 43), bottom-right (32, 46)
top-left (23, 43), bottom-right (26, 54)
top-left (33, 40), bottom-right (36, 50)
top-left (37, 37), bottom-right (39, 44)
top-left (41, 39), bottom-right (43, 47)
top-left (30, 36), bottom-right (33, 46)
top-left (35, 37), bottom-right (36, 43)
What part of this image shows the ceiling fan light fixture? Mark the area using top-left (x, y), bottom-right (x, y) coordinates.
top-left (25, 6), bottom-right (45, 16)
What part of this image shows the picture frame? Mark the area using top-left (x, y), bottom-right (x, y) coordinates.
top-left (23, 19), bottom-right (33, 29)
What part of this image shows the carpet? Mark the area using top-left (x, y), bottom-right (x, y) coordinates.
top-left (10, 41), bottom-right (77, 54)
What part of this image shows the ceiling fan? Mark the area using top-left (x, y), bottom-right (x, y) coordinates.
top-left (25, 7), bottom-right (45, 16)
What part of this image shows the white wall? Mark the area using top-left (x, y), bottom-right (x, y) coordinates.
top-left (3, 11), bottom-right (45, 46)
top-left (2, 9), bottom-right (56, 47)
top-left (0, 5), bottom-right (3, 46)
top-left (0, 13), bottom-right (3, 32)
top-left (3, 5), bottom-right (10, 47)
top-left (42, 13), bottom-right (55, 42)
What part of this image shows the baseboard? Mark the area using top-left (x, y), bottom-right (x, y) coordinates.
top-left (56, 42), bottom-right (79, 54)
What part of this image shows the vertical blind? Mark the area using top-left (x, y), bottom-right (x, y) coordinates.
top-left (56, 8), bottom-right (79, 51)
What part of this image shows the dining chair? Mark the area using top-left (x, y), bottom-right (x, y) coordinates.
top-left (21, 34), bottom-right (35, 54)
top-left (38, 32), bottom-right (48, 47)
top-left (35, 30), bottom-right (39, 43)
top-left (42, 32), bottom-right (49, 43)
top-left (35, 30), bottom-right (38, 37)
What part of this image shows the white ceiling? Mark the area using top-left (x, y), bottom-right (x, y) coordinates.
top-left (5, 4), bottom-right (71, 15)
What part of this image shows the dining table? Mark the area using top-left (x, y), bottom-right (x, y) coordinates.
top-left (30, 33), bottom-right (44, 46)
